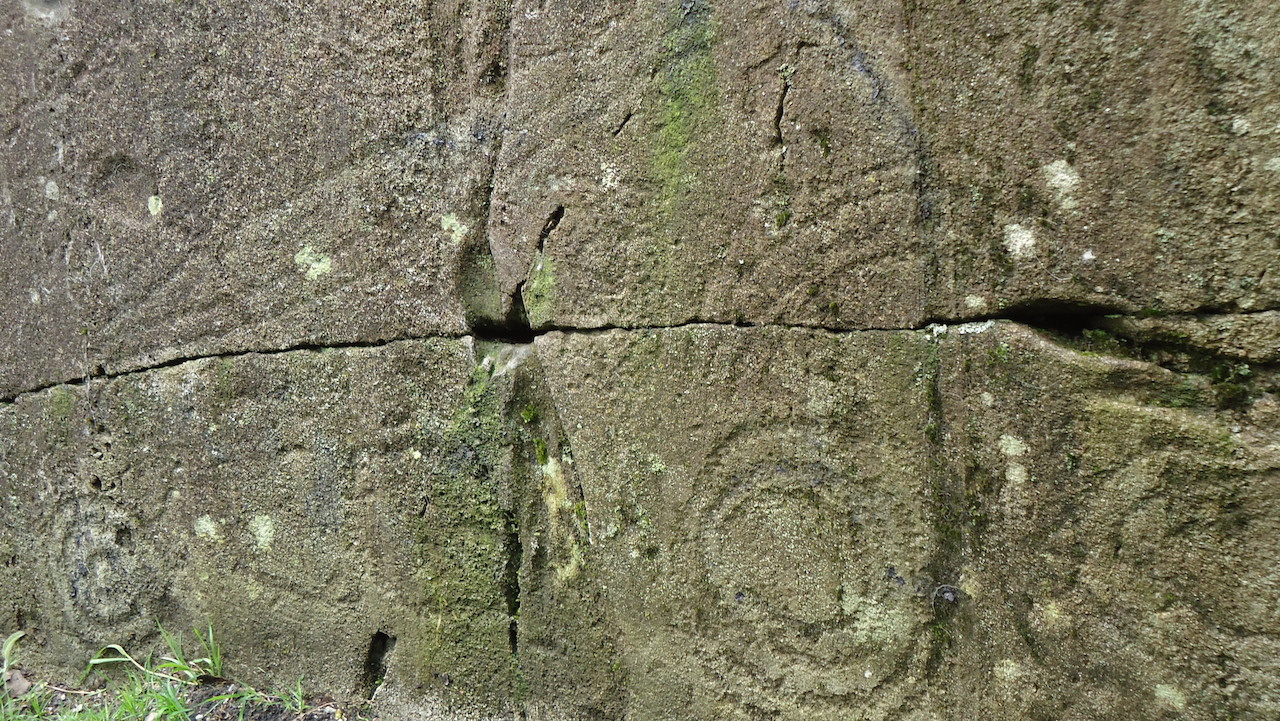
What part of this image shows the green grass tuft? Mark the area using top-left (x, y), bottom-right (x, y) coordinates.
top-left (2, 626), bottom-right (334, 721)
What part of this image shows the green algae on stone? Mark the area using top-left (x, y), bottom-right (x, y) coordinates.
top-left (45, 386), bottom-right (77, 426)
top-left (522, 253), bottom-right (556, 329)
top-left (407, 354), bottom-right (517, 696)
top-left (651, 0), bottom-right (719, 212)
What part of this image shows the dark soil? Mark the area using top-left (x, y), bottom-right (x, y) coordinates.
top-left (187, 681), bottom-right (364, 721)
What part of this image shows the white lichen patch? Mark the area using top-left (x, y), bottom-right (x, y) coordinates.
top-left (541, 456), bottom-right (584, 581)
top-left (1042, 159), bottom-right (1080, 210)
top-left (147, 195), bottom-right (163, 216)
top-left (1002, 223), bottom-right (1037, 260)
top-left (1006, 463), bottom-right (1029, 484)
top-left (22, 0), bottom-right (71, 23)
top-left (955, 320), bottom-right (995, 335)
top-left (964, 294), bottom-right (988, 312)
top-left (542, 457), bottom-right (567, 510)
top-left (994, 659), bottom-right (1025, 682)
top-left (1265, 157), bottom-right (1280, 173)
top-left (1154, 684), bottom-right (1187, 709)
top-left (440, 213), bottom-right (469, 243)
top-left (999, 434), bottom-right (1028, 457)
top-left (980, 391), bottom-right (995, 407)
top-left (248, 514), bottom-right (275, 550)
top-left (194, 515), bottom-right (223, 543)
top-left (293, 245), bottom-right (332, 280)
top-left (1035, 600), bottom-right (1070, 629)
top-left (1231, 117), bottom-right (1251, 135)
top-left (600, 162), bottom-right (620, 190)
top-left (490, 344), bottom-right (532, 378)
top-left (43, 180), bottom-right (59, 201)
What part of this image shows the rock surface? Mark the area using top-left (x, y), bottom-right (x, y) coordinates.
top-left (2, 1), bottom-right (1278, 720)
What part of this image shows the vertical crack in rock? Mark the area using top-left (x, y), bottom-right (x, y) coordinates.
top-left (480, 203), bottom-right (564, 342)
top-left (536, 206), bottom-right (564, 253)
top-left (502, 506), bottom-right (523, 657)
top-left (772, 75), bottom-right (790, 148)
top-left (433, 339), bottom-right (532, 706)
top-left (499, 343), bottom-right (629, 716)
top-left (611, 111), bottom-right (634, 136)
top-left (459, 0), bottom-right (532, 345)
top-left (918, 335), bottom-right (965, 675)
top-left (459, 125), bottom-right (526, 339)
top-left (517, 205), bottom-right (567, 333)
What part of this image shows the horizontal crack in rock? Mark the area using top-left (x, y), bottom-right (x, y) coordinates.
top-left (3, 309), bottom-right (1276, 404)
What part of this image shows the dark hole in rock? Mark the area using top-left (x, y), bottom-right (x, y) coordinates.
top-left (361, 631), bottom-right (395, 699)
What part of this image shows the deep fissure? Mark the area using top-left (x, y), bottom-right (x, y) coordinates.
top-left (772, 78), bottom-right (790, 147)
top-left (502, 508), bottom-right (522, 657)
top-left (537, 206), bottom-right (565, 252)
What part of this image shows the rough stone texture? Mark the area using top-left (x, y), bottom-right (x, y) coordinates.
top-left (490, 0), bottom-right (934, 330)
top-left (0, 0), bottom-right (510, 398)
top-left (1, 339), bottom-right (523, 711)
top-left (535, 326), bottom-right (941, 720)
top-left (929, 322), bottom-right (1280, 721)
top-left (2, 1), bottom-right (1279, 720)
top-left (532, 322), bottom-right (1280, 720)
top-left (489, 0), bottom-right (1280, 330)
top-left (1097, 310), bottom-right (1280, 363)
top-left (911, 0), bottom-right (1280, 320)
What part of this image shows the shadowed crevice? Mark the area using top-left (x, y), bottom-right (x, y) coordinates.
top-left (993, 298), bottom-right (1127, 331)
top-left (361, 631), bottom-right (396, 700)
top-left (470, 296), bottom-right (536, 345)
top-left (772, 77), bottom-right (790, 147)
top-left (537, 206), bottom-right (564, 253)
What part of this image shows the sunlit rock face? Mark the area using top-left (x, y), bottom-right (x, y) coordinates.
top-left (2, 1), bottom-right (1277, 720)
